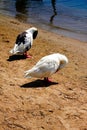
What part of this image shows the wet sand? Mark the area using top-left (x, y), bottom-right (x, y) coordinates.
top-left (0, 14), bottom-right (87, 130)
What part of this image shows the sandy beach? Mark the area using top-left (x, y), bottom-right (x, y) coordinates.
top-left (0, 14), bottom-right (87, 130)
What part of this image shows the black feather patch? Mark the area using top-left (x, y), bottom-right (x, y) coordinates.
top-left (16, 31), bottom-right (27, 45)
top-left (33, 30), bottom-right (38, 39)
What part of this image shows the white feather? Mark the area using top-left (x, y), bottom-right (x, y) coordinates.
top-left (24, 53), bottom-right (68, 79)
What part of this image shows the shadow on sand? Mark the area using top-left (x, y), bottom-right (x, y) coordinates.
top-left (7, 55), bottom-right (27, 61)
top-left (20, 79), bottom-right (58, 88)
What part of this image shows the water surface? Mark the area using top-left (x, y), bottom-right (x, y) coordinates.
top-left (0, 0), bottom-right (87, 42)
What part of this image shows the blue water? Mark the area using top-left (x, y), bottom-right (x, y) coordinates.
top-left (0, 0), bottom-right (87, 42)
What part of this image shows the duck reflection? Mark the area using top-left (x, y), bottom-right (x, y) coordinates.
top-left (15, 0), bottom-right (43, 22)
top-left (15, 0), bottom-right (29, 22)
top-left (50, 0), bottom-right (57, 24)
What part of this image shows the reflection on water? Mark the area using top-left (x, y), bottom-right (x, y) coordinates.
top-left (15, 0), bottom-right (29, 21)
top-left (16, 0), bottom-right (28, 14)
top-left (15, 0), bottom-right (44, 22)
top-left (50, 0), bottom-right (57, 24)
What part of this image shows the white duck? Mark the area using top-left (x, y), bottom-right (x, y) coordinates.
top-left (10, 27), bottom-right (38, 58)
top-left (24, 53), bottom-right (68, 82)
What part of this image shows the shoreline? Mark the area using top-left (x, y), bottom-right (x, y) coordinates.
top-left (1, 12), bottom-right (87, 43)
top-left (0, 13), bottom-right (87, 130)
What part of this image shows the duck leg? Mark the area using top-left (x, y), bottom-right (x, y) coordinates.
top-left (44, 77), bottom-right (52, 83)
top-left (24, 52), bottom-right (32, 58)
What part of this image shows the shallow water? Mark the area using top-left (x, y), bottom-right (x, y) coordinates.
top-left (0, 0), bottom-right (87, 42)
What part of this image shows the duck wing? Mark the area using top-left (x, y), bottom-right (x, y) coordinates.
top-left (25, 58), bottom-right (59, 78)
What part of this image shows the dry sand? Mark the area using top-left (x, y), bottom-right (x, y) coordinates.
top-left (0, 14), bottom-right (87, 130)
